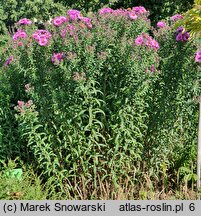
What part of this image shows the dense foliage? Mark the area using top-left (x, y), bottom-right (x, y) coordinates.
top-left (0, 6), bottom-right (200, 198)
top-left (116, 0), bottom-right (194, 22)
top-left (175, 0), bottom-right (201, 39)
top-left (0, 0), bottom-right (194, 34)
top-left (0, 0), bottom-right (66, 34)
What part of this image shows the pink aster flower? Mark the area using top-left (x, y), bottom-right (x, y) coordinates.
top-left (4, 55), bottom-right (13, 66)
top-left (25, 100), bottom-right (33, 107)
top-left (18, 41), bottom-right (23, 46)
top-left (18, 18), bottom-right (32, 25)
top-left (79, 17), bottom-right (92, 29)
top-left (60, 28), bottom-right (67, 38)
top-left (150, 39), bottom-right (160, 50)
top-left (128, 12), bottom-right (138, 20)
top-left (157, 21), bottom-right (166, 28)
top-left (60, 16), bottom-right (68, 22)
top-left (51, 53), bottom-right (63, 65)
top-left (135, 34), bottom-right (159, 51)
top-left (17, 101), bottom-right (25, 107)
top-left (15, 100), bottom-right (33, 113)
top-left (67, 9), bottom-right (81, 21)
top-left (112, 9), bottom-right (127, 16)
top-left (35, 30), bottom-right (52, 39)
top-left (86, 22), bottom-right (92, 29)
top-left (53, 17), bottom-right (63, 26)
top-left (12, 30), bottom-right (27, 41)
top-left (176, 33), bottom-right (183, 41)
top-left (195, 49), bottom-right (201, 63)
top-left (132, 6), bottom-right (147, 15)
top-left (99, 8), bottom-right (114, 15)
top-left (67, 24), bottom-right (76, 36)
top-left (32, 33), bottom-right (40, 41)
top-left (150, 64), bottom-right (155, 72)
top-left (53, 16), bottom-right (68, 26)
top-left (171, 14), bottom-right (183, 21)
top-left (38, 38), bottom-right (48, 46)
top-left (135, 35), bottom-right (144, 45)
top-left (32, 29), bottom-right (52, 46)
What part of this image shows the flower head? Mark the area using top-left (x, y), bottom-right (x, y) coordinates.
top-left (67, 9), bottom-right (81, 21)
top-left (135, 34), bottom-right (160, 51)
top-left (157, 21), bottom-right (166, 28)
top-left (99, 8), bottom-right (114, 15)
top-left (176, 33), bottom-right (183, 41)
top-left (135, 35), bottom-right (144, 45)
top-left (175, 27), bottom-right (190, 42)
top-left (195, 49), bottom-right (201, 63)
top-left (78, 16), bottom-right (92, 29)
top-left (15, 100), bottom-right (34, 113)
top-left (171, 14), bottom-right (183, 21)
top-left (18, 41), bottom-right (23, 46)
top-left (132, 6), bottom-right (147, 15)
top-left (32, 30), bottom-right (51, 46)
top-left (25, 83), bottom-right (31, 92)
top-left (128, 12), bottom-right (138, 20)
top-left (176, 26), bottom-right (184, 34)
top-left (18, 18), bottom-right (32, 25)
top-left (150, 39), bottom-right (160, 50)
top-left (4, 55), bottom-right (13, 66)
top-left (17, 101), bottom-right (25, 107)
top-left (51, 53), bottom-right (63, 65)
top-left (12, 30), bottom-right (27, 41)
top-left (38, 38), bottom-right (48, 46)
top-left (150, 64), bottom-right (155, 72)
top-left (53, 16), bottom-right (68, 26)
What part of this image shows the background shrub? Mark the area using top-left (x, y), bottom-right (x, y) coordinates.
top-left (0, 0), bottom-right (66, 34)
top-left (109, 0), bottom-right (194, 23)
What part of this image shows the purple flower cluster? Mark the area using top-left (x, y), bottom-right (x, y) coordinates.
top-left (99, 6), bottom-right (146, 20)
top-left (52, 10), bottom-right (92, 33)
top-left (135, 33), bottom-right (160, 51)
top-left (18, 18), bottom-right (32, 25)
top-left (67, 9), bottom-right (82, 21)
top-left (78, 16), bottom-right (92, 29)
top-left (51, 53), bottom-right (64, 65)
top-left (15, 100), bottom-right (33, 113)
top-left (99, 8), bottom-right (114, 15)
top-left (171, 14), bottom-right (183, 21)
top-left (4, 55), bottom-right (13, 66)
top-left (157, 21), bottom-right (166, 28)
top-left (60, 24), bottom-right (77, 38)
top-left (132, 6), bottom-right (147, 15)
top-left (176, 27), bottom-right (190, 42)
top-left (12, 30), bottom-right (27, 41)
top-left (195, 50), bottom-right (201, 63)
top-left (128, 12), bottom-right (138, 20)
top-left (32, 30), bottom-right (52, 46)
top-left (53, 16), bottom-right (68, 26)
top-left (111, 9), bottom-right (128, 16)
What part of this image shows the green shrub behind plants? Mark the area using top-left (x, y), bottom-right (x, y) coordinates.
top-left (0, 0), bottom-right (66, 34)
top-left (109, 0), bottom-right (194, 23)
